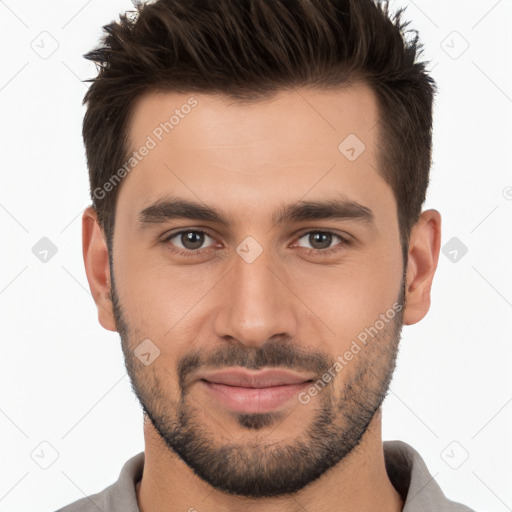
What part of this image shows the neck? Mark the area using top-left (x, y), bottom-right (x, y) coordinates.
top-left (135, 410), bottom-right (403, 512)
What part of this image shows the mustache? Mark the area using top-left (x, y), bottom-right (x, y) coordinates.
top-left (177, 338), bottom-right (333, 391)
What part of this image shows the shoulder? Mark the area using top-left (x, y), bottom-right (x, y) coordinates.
top-left (53, 484), bottom-right (113, 512)
top-left (383, 440), bottom-right (477, 512)
top-left (52, 452), bottom-right (144, 512)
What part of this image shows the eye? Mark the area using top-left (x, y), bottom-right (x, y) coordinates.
top-left (164, 230), bottom-right (217, 252)
top-left (294, 231), bottom-right (350, 252)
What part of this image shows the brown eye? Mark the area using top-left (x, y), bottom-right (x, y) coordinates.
top-left (310, 232), bottom-right (333, 249)
top-left (166, 230), bottom-right (215, 251)
top-left (297, 231), bottom-right (342, 251)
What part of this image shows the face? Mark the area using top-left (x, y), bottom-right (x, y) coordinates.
top-left (107, 86), bottom-right (407, 497)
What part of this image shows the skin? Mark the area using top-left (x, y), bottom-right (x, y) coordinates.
top-left (83, 84), bottom-right (441, 512)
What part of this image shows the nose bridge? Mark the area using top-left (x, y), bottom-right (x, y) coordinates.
top-left (213, 245), bottom-right (297, 347)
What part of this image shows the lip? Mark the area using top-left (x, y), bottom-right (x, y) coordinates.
top-left (197, 368), bottom-right (315, 414)
top-left (197, 368), bottom-right (316, 388)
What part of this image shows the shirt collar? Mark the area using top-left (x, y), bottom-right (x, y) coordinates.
top-left (106, 440), bottom-right (473, 512)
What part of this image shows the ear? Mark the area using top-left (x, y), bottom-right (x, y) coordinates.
top-left (82, 206), bottom-right (117, 331)
top-left (403, 209), bottom-right (442, 325)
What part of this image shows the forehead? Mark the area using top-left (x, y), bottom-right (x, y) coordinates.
top-left (119, 85), bottom-right (394, 228)
top-left (128, 85), bottom-right (379, 158)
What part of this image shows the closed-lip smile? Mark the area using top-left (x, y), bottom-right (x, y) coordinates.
top-left (197, 368), bottom-right (315, 388)
top-left (196, 368), bottom-right (316, 413)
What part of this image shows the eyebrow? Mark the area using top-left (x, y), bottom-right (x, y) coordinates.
top-left (138, 196), bottom-right (375, 228)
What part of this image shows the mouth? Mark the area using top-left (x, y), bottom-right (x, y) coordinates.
top-left (197, 368), bottom-right (315, 413)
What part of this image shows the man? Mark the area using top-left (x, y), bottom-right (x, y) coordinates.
top-left (56, 0), bottom-right (477, 510)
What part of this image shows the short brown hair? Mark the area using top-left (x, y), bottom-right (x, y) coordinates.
top-left (83, 0), bottom-right (436, 264)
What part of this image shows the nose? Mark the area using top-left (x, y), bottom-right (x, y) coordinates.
top-left (213, 246), bottom-right (298, 348)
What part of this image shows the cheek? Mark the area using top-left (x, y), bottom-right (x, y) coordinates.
top-left (287, 249), bottom-right (402, 343)
top-left (113, 243), bottom-right (219, 348)
top-left (112, 215), bottom-right (403, 361)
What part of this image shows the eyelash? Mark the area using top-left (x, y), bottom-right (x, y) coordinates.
top-left (161, 229), bottom-right (353, 258)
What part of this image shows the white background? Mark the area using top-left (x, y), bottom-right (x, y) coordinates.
top-left (0, 1), bottom-right (511, 511)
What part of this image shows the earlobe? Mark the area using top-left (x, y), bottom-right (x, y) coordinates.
top-left (403, 209), bottom-right (442, 326)
top-left (82, 206), bottom-right (117, 332)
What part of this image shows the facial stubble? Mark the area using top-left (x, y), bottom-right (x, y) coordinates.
top-left (110, 265), bottom-right (406, 498)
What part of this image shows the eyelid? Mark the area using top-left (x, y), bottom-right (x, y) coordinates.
top-left (161, 227), bottom-right (353, 254)
top-left (160, 229), bottom-right (221, 260)
top-left (161, 226), bottom-right (216, 240)
top-left (291, 228), bottom-right (353, 244)
top-left (295, 231), bottom-right (342, 245)
top-left (291, 230), bottom-right (352, 251)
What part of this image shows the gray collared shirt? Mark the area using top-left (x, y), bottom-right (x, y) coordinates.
top-left (54, 440), bottom-right (476, 511)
